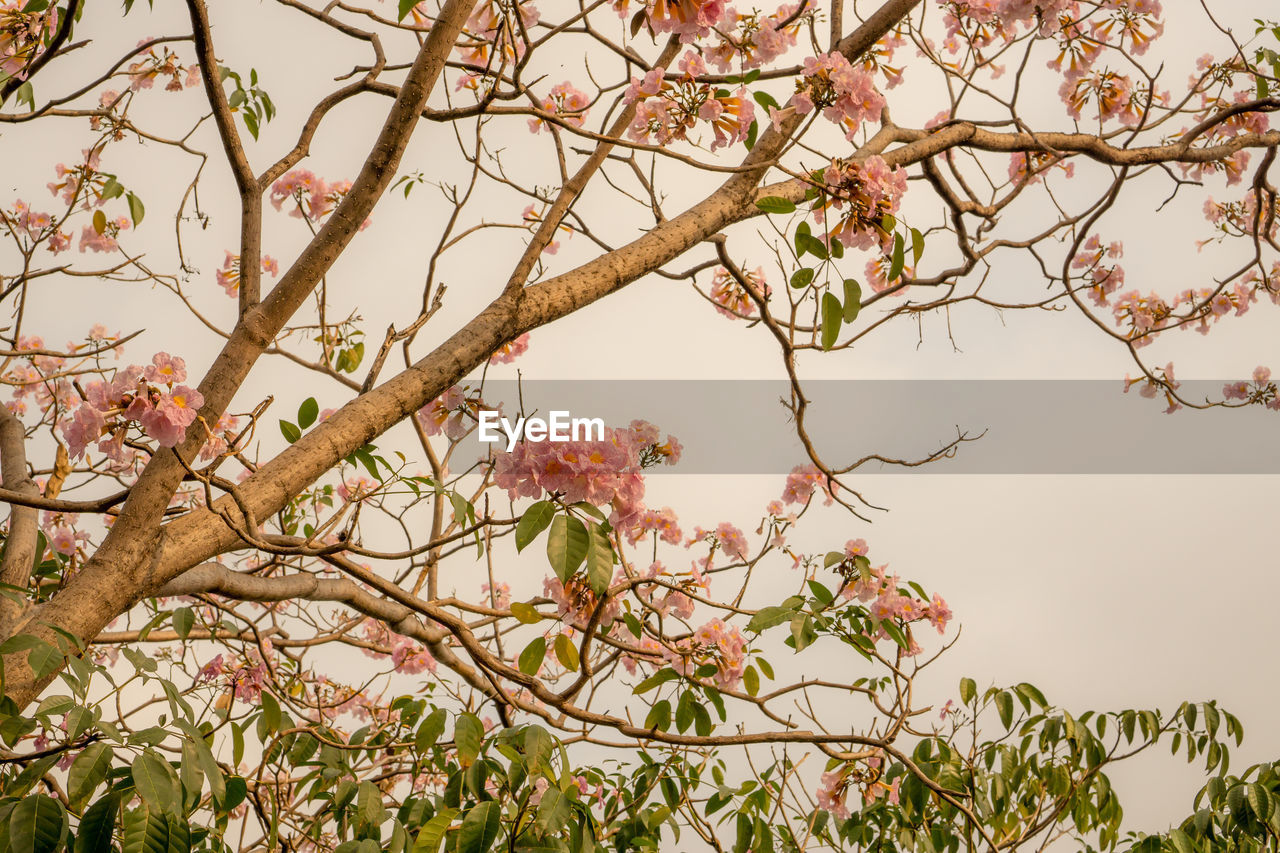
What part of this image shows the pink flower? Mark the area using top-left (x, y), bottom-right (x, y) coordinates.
top-left (139, 385), bottom-right (204, 447)
top-left (144, 351), bottom-right (186, 385)
top-left (490, 333), bottom-right (530, 365)
top-left (715, 522), bottom-right (749, 561)
top-left (781, 464), bottom-right (834, 506)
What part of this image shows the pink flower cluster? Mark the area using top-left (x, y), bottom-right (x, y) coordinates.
top-left (709, 266), bottom-right (768, 318)
top-left (787, 52), bottom-right (885, 141)
top-left (1223, 366), bottom-right (1280, 410)
top-left (645, 0), bottom-right (727, 42)
top-left (840, 561), bottom-right (953, 647)
top-left (780, 464), bottom-right (835, 506)
top-left (632, 561), bottom-right (700, 620)
top-left (528, 82), bottom-right (590, 133)
top-left (670, 617), bottom-right (748, 690)
top-left (1071, 235), bottom-right (1125, 306)
top-left (62, 352), bottom-right (205, 459)
top-left (216, 251), bottom-right (280, 298)
top-left (813, 155), bottom-right (907, 252)
top-left (126, 41), bottom-right (201, 92)
top-left (3, 199), bottom-right (70, 253)
top-left (42, 511), bottom-right (88, 558)
top-left (704, 4), bottom-right (800, 71)
top-left (1, 0), bottom-right (58, 81)
top-left (489, 333), bottom-right (530, 365)
top-left (544, 573), bottom-right (622, 628)
top-left (626, 62), bottom-right (755, 151)
top-left (415, 385), bottom-right (481, 440)
top-left (270, 170), bottom-right (364, 226)
top-left (458, 0), bottom-right (540, 66)
top-left (626, 506), bottom-right (683, 545)
top-left (361, 619), bottom-right (438, 675)
top-left (1122, 362), bottom-right (1181, 414)
top-left (492, 419), bottom-right (680, 527)
top-left (1061, 70), bottom-right (1143, 127)
top-left (198, 649), bottom-right (269, 703)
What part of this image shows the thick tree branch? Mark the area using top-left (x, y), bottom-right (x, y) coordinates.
top-left (0, 407), bottom-right (38, 632)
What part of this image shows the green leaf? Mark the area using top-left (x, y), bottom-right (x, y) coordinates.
top-left (584, 522), bottom-right (613, 595)
top-left (752, 90), bottom-right (780, 112)
top-left (888, 232), bottom-right (906, 283)
top-left (797, 233), bottom-right (828, 260)
top-left (545, 515), bottom-right (588, 582)
top-left (743, 665), bottom-right (759, 697)
top-left (535, 787), bottom-right (570, 834)
top-left (789, 268), bottom-right (815, 289)
top-left (131, 749), bottom-right (179, 814)
top-left (75, 794), bottom-right (121, 853)
top-left (457, 801), bottom-right (500, 853)
top-left (15, 81), bottom-right (35, 111)
top-left (994, 691), bottom-right (1014, 730)
top-left (644, 700), bottom-right (671, 732)
top-left (554, 634), bottom-right (580, 672)
top-left (279, 420), bottom-right (301, 444)
top-left (747, 606), bottom-right (794, 633)
top-left (412, 809), bottom-right (456, 853)
top-left (396, 0), bottom-right (418, 19)
top-left (744, 119), bottom-right (758, 150)
top-left (516, 501), bottom-right (556, 552)
top-left (171, 607), bottom-right (194, 640)
top-left (454, 713), bottom-right (483, 768)
top-left (793, 221), bottom-right (811, 257)
top-left (126, 192), bottom-right (145, 227)
top-left (223, 776), bottom-right (247, 812)
top-left (100, 177), bottom-right (124, 200)
top-left (789, 613), bottom-right (816, 652)
top-left (633, 668), bottom-right (680, 694)
top-left (1015, 682), bottom-right (1048, 710)
top-left (842, 279), bottom-right (862, 323)
top-left (518, 637), bottom-right (546, 676)
top-left (510, 601), bottom-right (542, 624)
top-left (754, 196), bottom-right (796, 215)
top-left (910, 227), bottom-right (925, 265)
top-left (1167, 829), bottom-right (1195, 853)
top-left (68, 743), bottom-right (113, 810)
top-left (297, 397), bottom-right (319, 429)
top-left (8, 794), bottom-right (67, 853)
top-left (416, 708), bottom-right (447, 751)
top-left (960, 677), bottom-right (976, 705)
top-left (820, 292), bottom-right (842, 351)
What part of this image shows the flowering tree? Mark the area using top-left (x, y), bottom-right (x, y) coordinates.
top-left (1, 0), bottom-right (1279, 850)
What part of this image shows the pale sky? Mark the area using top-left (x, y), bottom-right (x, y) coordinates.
top-left (3, 0), bottom-right (1278, 839)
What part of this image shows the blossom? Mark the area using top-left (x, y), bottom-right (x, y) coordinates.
top-left (490, 333), bottom-right (530, 365)
top-left (145, 351), bottom-right (186, 385)
top-left (492, 424), bottom-right (647, 527)
top-left (709, 266), bottom-right (768, 318)
top-left (625, 69), bottom-right (754, 150)
top-left (705, 4), bottom-right (801, 71)
top-left (792, 52), bottom-right (885, 140)
top-left (817, 769), bottom-right (851, 819)
top-left (671, 617), bottom-right (747, 689)
top-left (780, 464), bottom-right (834, 506)
top-left (715, 522), bottom-right (749, 561)
top-left (814, 155), bottom-right (907, 252)
top-left (529, 82), bottom-right (591, 133)
top-left (645, 0), bottom-right (727, 42)
top-left (415, 385), bottom-right (477, 440)
top-left (138, 385), bottom-right (205, 447)
top-left (626, 506), bottom-right (683, 545)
